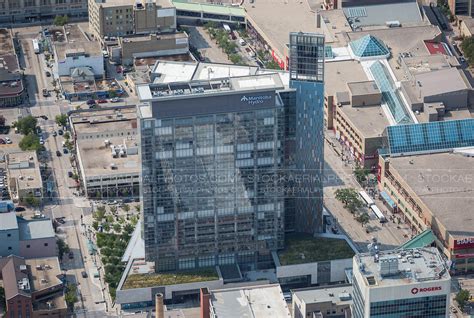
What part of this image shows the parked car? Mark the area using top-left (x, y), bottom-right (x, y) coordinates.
top-left (39, 137), bottom-right (44, 145)
top-left (81, 271), bottom-right (88, 278)
top-left (45, 71), bottom-right (51, 77)
top-left (63, 148), bottom-right (68, 154)
top-left (97, 99), bottom-right (108, 104)
top-left (86, 99), bottom-right (96, 105)
top-left (58, 129), bottom-right (63, 135)
top-left (42, 88), bottom-right (49, 97)
top-left (56, 150), bottom-right (61, 157)
top-left (4, 137), bottom-right (11, 144)
top-left (68, 171), bottom-right (73, 177)
top-left (68, 252), bottom-right (74, 259)
top-left (52, 131), bottom-right (57, 137)
top-left (239, 39), bottom-right (246, 46)
top-left (110, 97), bottom-right (120, 103)
top-left (0, 139), bottom-right (5, 144)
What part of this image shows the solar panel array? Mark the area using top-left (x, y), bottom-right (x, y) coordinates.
top-left (387, 119), bottom-right (474, 155)
top-left (346, 7), bottom-right (368, 18)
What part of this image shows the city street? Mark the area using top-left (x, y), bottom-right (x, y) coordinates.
top-left (13, 25), bottom-right (110, 317)
top-left (323, 132), bottom-right (412, 252)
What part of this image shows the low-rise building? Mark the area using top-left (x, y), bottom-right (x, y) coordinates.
top-left (6, 151), bottom-right (42, 202)
top-left (88, 0), bottom-right (176, 39)
top-left (378, 143), bottom-right (474, 273)
top-left (110, 32), bottom-right (189, 65)
top-left (70, 107), bottom-right (140, 198)
top-left (292, 285), bottom-right (353, 318)
top-left (0, 213), bottom-right (56, 259)
top-left (0, 28), bottom-right (26, 107)
top-left (206, 284), bottom-right (290, 318)
top-left (53, 25), bottom-right (104, 77)
top-left (460, 16), bottom-right (474, 37)
top-left (0, 0), bottom-right (87, 24)
top-left (0, 255), bottom-right (67, 318)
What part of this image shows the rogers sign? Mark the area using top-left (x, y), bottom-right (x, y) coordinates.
top-left (411, 286), bottom-right (442, 295)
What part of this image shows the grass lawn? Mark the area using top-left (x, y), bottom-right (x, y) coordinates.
top-left (278, 234), bottom-right (355, 265)
top-left (122, 268), bottom-right (219, 289)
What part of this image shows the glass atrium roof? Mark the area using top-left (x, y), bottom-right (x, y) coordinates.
top-left (369, 61), bottom-right (413, 125)
top-left (349, 35), bottom-right (390, 58)
top-left (386, 119), bottom-right (474, 155)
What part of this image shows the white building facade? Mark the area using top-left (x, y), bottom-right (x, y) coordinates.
top-left (351, 248), bottom-right (451, 318)
top-left (57, 50), bottom-right (104, 77)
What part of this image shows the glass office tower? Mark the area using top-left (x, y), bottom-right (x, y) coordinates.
top-left (139, 75), bottom-right (287, 271)
top-left (288, 32), bottom-right (325, 234)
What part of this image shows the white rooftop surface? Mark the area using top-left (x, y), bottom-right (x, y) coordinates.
top-left (210, 284), bottom-right (291, 318)
top-left (230, 73), bottom-right (284, 90)
top-left (0, 212), bottom-right (18, 231)
top-left (356, 247), bottom-right (450, 288)
top-left (153, 61), bottom-right (197, 83)
top-left (293, 285), bottom-right (353, 305)
top-left (194, 64), bottom-right (256, 80)
top-left (18, 219), bottom-right (54, 240)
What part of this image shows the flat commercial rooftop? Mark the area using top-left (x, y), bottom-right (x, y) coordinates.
top-left (389, 152), bottom-right (474, 238)
top-left (293, 285), bottom-right (353, 306)
top-left (243, 0), bottom-right (318, 57)
top-left (346, 25), bottom-right (442, 80)
top-left (0, 212), bottom-right (18, 230)
top-left (7, 151), bottom-right (42, 190)
top-left (210, 284), bottom-right (290, 318)
top-left (54, 24), bottom-right (101, 60)
top-left (18, 219), bottom-right (55, 240)
top-left (415, 68), bottom-right (470, 97)
top-left (97, 0), bottom-right (173, 8)
top-left (342, 2), bottom-right (424, 29)
top-left (356, 247), bottom-right (450, 288)
top-left (339, 104), bottom-right (389, 137)
top-left (325, 60), bottom-right (368, 96)
top-left (26, 257), bottom-right (62, 292)
top-left (77, 137), bottom-right (140, 178)
top-left (347, 81), bottom-right (379, 96)
top-left (0, 28), bottom-right (13, 54)
top-left (151, 60), bottom-right (289, 85)
top-left (139, 72), bottom-right (285, 102)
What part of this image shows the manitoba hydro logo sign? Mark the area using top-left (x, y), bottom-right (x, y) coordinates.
top-left (240, 95), bottom-right (272, 105)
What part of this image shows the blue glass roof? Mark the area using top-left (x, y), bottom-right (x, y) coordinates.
top-left (386, 119), bottom-right (474, 155)
top-left (324, 45), bottom-right (334, 59)
top-left (349, 35), bottom-right (390, 58)
top-left (369, 61), bottom-right (413, 125)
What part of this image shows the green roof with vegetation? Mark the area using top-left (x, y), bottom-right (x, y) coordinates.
top-left (122, 268), bottom-right (219, 289)
top-left (278, 235), bottom-right (355, 266)
top-left (172, 0), bottom-right (246, 16)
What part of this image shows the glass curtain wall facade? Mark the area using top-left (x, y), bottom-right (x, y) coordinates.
top-left (140, 98), bottom-right (286, 271)
top-left (288, 32), bottom-right (325, 234)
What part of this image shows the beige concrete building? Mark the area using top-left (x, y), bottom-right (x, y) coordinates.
top-left (378, 151), bottom-right (474, 273)
top-left (6, 151), bottom-right (42, 203)
top-left (324, 61), bottom-right (389, 169)
top-left (292, 285), bottom-right (353, 318)
top-left (88, 0), bottom-right (176, 39)
top-left (460, 16), bottom-right (474, 37)
top-left (0, 0), bottom-right (87, 24)
top-left (70, 107), bottom-right (140, 198)
top-left (113, 32), bottom-right (188, 65)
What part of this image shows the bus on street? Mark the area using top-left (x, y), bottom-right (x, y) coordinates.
top-left (370, 205), bottom-right (387, 223)
top-left (32, 39), bottom-right (40, 54)
top-left (359, 190), bottom-right (375, 207)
